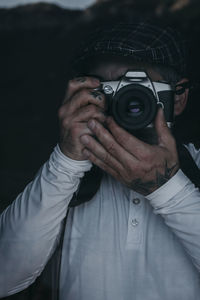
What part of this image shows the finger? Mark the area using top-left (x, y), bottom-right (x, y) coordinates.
top-left (82, 148), bottom-right (122, 180)
top-left (106, 117), bottom-right (151, 159)
top-left (80, 135), bottom-right (125, 175)
top-left (59, 105), bottom-right (106, 138)
top-left (87, 119), bottom-right (138, 164)
top-left (60, 121), bottom-right (94, 140)
top-left (71, 89), bottom-right (106, 109)
top-left (73, 105), bottom-right (106, 124)
top-left (154, 107), bottom-right (174, 147)
top-left (59, 89), bottom-right (106, 119)
top-left (59, 123), bottom-right (95, 159)
top-left (63, 76), bottom-right (100, 103)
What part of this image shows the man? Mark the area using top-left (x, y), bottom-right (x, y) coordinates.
top-left (1, 19), bottom-right (200, 300)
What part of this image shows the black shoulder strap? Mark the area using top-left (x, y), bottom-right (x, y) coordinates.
top-left (68, 165), bottom-right (103, 207)
top-left (177, 143), bottom-right (200, 189)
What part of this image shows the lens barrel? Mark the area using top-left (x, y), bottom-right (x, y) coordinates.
top-left (111, 84), bottom-right (157, 131)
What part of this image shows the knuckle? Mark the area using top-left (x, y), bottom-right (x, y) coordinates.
top-left (61, 118), bottom-right (70, 129)
top-left (102, 152), bottom-right (111, 165)
top-left (107, 141), bottom-right (116, 155)
top-left (58, 105), bottom-right (68, 119)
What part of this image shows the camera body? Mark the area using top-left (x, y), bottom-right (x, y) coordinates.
top-left (100, 71), bottom-right (174, 132)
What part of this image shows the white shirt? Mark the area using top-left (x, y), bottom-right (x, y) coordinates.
top-left (1, 144), bottom-right (200, 300)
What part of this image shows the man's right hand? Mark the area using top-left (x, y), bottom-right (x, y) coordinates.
top-left (58, 77), bottom-right (106, 160)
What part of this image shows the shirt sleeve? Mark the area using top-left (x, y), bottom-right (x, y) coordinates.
top-left (146, 169), bottom-right (200, 271)
top-left (0, 145), bottom-right (92, 297)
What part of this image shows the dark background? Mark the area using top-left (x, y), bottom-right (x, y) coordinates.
top-left (1, 0), bottom-right (200, 213)
top-left (0, 1), bottom-right (200, 297)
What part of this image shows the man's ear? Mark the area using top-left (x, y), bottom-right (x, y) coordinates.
top-left (174, 78), bottom-right (189, 116)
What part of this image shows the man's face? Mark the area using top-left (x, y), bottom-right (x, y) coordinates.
top-left (88, 56), bottom-right (168, 145)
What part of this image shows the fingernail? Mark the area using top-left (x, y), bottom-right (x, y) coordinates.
top-left (80, 135), bottom-right (89, 144)
top-left (90, 90), bottom-right (103, 101)
top-left (88, 120), bottom-right (96, 130)
top-left (158, 103), bottom-right (164, 110)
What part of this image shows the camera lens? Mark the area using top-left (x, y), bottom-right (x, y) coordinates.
top-left (127, 100), bottom-right (144, 116)
top-left (111, 84), bottom-right (157, 131)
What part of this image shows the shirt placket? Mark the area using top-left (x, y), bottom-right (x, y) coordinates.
top-left (126, 191), bottom-right (143, 250)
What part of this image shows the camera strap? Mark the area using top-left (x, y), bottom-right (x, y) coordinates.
top-left (68, 164), bottom-right (103, 207)
top-left (176, 143), bottom-right (200, 190)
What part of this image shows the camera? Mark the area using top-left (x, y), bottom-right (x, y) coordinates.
top-left (100, 71), bottom-right (174, 132)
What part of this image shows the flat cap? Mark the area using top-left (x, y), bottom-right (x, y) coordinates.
top-left (76, 18), bottom-right (187, 76)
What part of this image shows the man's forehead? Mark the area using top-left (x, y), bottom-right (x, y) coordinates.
top-left (88, 55), bottom-right (163, 82)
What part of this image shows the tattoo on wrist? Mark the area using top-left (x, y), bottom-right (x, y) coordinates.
top-left (129, 162), bottom-right (179, 195)
top-left (90, 90), bottom-right (103, 101)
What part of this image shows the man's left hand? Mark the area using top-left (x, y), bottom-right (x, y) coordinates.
top-left (80, 108), bottom-right (179, 195)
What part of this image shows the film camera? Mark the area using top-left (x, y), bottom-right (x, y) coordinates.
top-left (99, 71), bottom-right (175, 132)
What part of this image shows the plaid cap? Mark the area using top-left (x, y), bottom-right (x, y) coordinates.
top-left (76, 19), bottom-right (187, 76)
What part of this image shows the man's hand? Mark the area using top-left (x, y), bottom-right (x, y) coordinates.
top-left (80, 108), bottom-right (179, 195)
top-left (58, 77), bottom-right (106, 160)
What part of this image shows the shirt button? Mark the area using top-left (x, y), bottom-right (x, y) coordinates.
top-left (132, 198), bottom-right (140, 205)
top-left (131, 219), bottom-right (139, 227)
